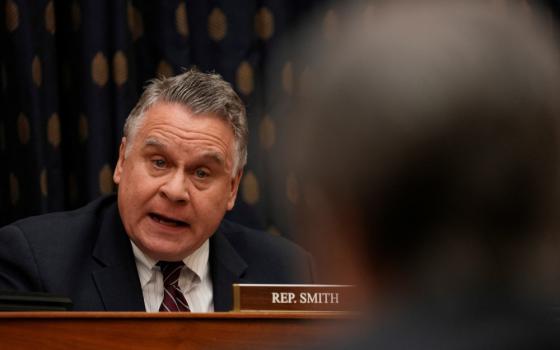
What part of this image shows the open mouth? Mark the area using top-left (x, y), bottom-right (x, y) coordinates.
top-left (149, 213), bottom-right (189, 227)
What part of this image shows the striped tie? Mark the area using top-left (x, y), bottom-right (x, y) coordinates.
top-left (158, 261), bottom-right (190, 312)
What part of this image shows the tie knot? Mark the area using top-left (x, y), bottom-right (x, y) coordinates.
top-left (157, 261), bottom-right (185, 286)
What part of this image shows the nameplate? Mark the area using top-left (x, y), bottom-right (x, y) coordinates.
top-left (232, 284), bottom-right (355, 312)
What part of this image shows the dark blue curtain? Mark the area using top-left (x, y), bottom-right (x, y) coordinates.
top-left (1, 0), bottom-right (558, 244)
top-left (0, 0), bottom-right (331, 243)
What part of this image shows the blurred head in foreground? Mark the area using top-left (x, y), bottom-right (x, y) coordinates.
top-left (292, 0), bottom-right (560, 315)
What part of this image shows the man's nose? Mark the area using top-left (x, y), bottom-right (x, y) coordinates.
top-left (160, 171), bottom-right (190, 203)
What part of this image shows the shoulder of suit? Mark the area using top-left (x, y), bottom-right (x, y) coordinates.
top-left (217, 219), bottom-right (309, 258)
top-left (6, 195), bottom-right (117, 237)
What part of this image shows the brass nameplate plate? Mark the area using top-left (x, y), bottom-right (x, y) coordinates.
top-left (232, 284), bottom-right (355, 312)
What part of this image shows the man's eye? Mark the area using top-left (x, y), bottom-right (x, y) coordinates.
top-left (195, 169), bottom-right (209, 178)
top-left (152, 159), bottom-right (167, 169)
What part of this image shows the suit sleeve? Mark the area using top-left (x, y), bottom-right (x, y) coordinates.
top-left (0, 224), bottom-right (43, 292)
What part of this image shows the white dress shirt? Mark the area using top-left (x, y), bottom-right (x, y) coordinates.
top-left (131, 240), bottom-right (214, 312)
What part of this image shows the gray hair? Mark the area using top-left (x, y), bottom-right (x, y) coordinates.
top-left (124, 69), bottom-right (248, 174)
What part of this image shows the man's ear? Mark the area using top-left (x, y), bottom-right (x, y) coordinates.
top-left (113, 137), bottom-right (127, 185)
top-left (226, 169), bottom-right (243, 210)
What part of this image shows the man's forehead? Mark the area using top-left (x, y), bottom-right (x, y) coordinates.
top-left (143, 136), bottom-right (226, 165)
top-left (144, 137), bottom-right (166, 147)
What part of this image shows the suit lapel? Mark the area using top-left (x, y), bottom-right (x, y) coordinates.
top-left (91, 202), bottom-right (145, 311)
top-left (210, 226), bottom-right (248, 311)
top-left (90, 205), bottom-right (249, 311)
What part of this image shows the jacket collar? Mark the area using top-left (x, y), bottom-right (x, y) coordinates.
top-left (210, 221), bottom-right (248, 311)
top-left (91, 199), bottom-right (145, 311)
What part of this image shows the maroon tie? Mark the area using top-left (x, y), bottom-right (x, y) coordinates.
top-left (158, 261), bottom-right (191, 312)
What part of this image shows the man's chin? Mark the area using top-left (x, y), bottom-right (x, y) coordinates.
top-left (145, 246), bottom-right (191, 262)
top-left (132, 236), bottom-right (191, 261)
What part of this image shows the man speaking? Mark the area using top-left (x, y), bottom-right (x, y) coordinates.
top-left (0, 69), bottom-right (314, 311)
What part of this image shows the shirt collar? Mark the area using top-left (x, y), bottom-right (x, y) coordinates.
top-left (131, 240), bottom-right (210, 288)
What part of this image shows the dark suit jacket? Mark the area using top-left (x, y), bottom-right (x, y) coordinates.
top-left (0, 195), bottom-right (314, 311)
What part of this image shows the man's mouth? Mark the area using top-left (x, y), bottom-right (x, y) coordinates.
top-left (149, 213), bottom-right (189, 227)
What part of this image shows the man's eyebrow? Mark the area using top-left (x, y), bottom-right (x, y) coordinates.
top-left (198, 151), bottom-right (225, 166)
top-left (143, 137), bottom-right (167, 149)
top-left (143, 139), bottom-right (225, 165)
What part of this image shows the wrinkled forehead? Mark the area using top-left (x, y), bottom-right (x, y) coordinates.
top-left (126, 101), bottom-right (242, 171)
top-left (143, 136), bottom-right (227, 167)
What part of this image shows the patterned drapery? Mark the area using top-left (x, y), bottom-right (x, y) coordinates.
top-left (0, 0), bottom-right (557, 245)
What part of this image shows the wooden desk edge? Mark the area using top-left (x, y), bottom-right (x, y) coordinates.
top-left (0, 311), bottom-right (357, 320)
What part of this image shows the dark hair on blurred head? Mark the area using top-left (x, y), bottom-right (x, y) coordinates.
top-left (295, 1), bottom-right (560, 286)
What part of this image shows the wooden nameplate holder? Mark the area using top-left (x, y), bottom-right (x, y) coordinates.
top-left (232, 284), bottom-right (355, 312)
